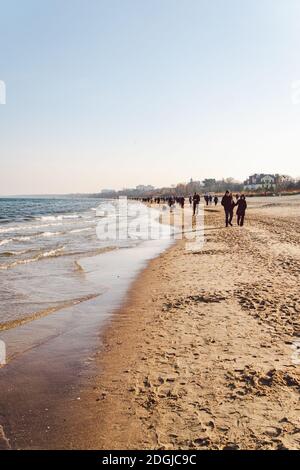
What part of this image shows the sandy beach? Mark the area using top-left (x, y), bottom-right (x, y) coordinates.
top-left (1, 197), bottom-right (299, 450)
top-left (2, 1), bottom-right (300, 458)
top-left (73, 198), bottom-right (300, 450)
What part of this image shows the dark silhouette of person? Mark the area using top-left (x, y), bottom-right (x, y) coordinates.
top-left (236, 194), bottom-right (247, 226)
top-left (221, 190), bottom-right (234, 227)
top-left (168, 196), bottom-right (174, 209)
top-left (192, 192), bottom-right (200, 216)
top-left (214, 195), bottom-right (218, 206)
top-left (229, 192), bottom-right (235, 225)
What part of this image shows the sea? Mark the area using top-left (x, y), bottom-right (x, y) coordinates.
top-left (0, 197), bottom-right (172, 331)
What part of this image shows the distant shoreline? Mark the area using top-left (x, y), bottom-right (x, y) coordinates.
top-left (1, 190), bottom-right (300, 200)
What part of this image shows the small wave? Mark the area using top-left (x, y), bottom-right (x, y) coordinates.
top-left (10, 231), bottom-right (63, 242)
top-left (77, 245), bottom-right (119, 259)
top-left (0, 251), bottom-right (14, 257)
top-left (0, 218), bottom-right (96, 235)
top-left (13, 235), bottom-right (33, 241)
top-left (40, 247), bottom-right (65, 258)
top-left (0, 238), bottom-right (12, 246)
top-left (0, 249), bottom-right (30, 257)
top-left (38, 214), bottom-right (81, 221)
top-left (69, 227), bottom-right (92, 234)
top-left (0, 246), bottom-right (66, 270)
top-left (15, 228), bottom-right (89, 240)
top-left (38, 215), bottom-right (63, 221)
top-left (0, 222), bottom-right (63, 234)
top-left (0, 293), bottom-right (100, 332)
top-left (41, 231), bottom-right (62, 237)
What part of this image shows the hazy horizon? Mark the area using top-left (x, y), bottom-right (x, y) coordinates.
top-left (1, 171), bottom-right (300, 198)
top-left (1, 0), bottom-right (300, 195)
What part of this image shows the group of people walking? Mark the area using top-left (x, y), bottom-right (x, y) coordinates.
top-left (204, 194), bottom-right (219, 206)
top-left (140, 191), bottom-right (248, 227)
top-left (189, 191), bottom-right (247, 226)
top-left (165, 196), bottom-right (185, 210)
top-left (221, 191), bottom-right (247, 227)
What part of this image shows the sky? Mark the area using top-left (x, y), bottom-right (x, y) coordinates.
top-left (0, 0), bottom-right (300, 195)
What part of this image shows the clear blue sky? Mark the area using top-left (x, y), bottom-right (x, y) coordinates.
top-left (0, 0), bottom-right (300, 195)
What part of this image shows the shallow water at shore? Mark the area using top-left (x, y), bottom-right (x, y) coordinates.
top-left (0, 197), bottom-right (175, 391)
top-left (1, 236), bottom-right (173, 362)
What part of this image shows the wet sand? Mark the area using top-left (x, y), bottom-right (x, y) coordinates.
top-left (1, 198), bottom-right (300, 449)
top-left (0, 236), bottom-right (172, 449)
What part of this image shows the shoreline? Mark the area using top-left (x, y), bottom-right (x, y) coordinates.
top-left (0, 204), bottom-right (174, 450)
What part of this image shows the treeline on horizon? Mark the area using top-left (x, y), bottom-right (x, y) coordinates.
top-left (85, 176), bottom-right (300, 199)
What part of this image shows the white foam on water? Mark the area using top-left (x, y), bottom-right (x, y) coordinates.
top-left (69, 227), bottom-right (92, 234)
top-left (0, 238), bottom-right (12, 246)
top-left (41, 231), bottom-right (63, 237)
top-left (0, 246), bottom-right (66, 270)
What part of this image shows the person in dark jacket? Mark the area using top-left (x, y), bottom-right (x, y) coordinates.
top-left (221, 190), bottom-right (234, 227)
top-left (168, 196), bottom-right (175, 210)
top-left (192, 192), bottom-right (200, 216)
top-left (214, 195), bottom-right (219, 206)
top-left (236, 194), bottom-right (247, 226)
top-left (229, 192), bottom-right (235, 225)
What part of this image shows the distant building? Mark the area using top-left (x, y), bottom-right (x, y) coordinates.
top-left (135, 185), bottom-right (155, 192)
top-left (189, 178), bottom-right (203, 185)
top-left (244, 174), bottom-right (276, 190)
top-left (275, 174), bottom-right (294, 186)
top-left (100, 189), bottom-right (116, 194)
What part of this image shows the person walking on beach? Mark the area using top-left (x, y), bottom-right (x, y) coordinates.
top-left (229, 192), bottom-right (235, 224)
top-left (168, 196), bottom-right (175, 211)
top-left (214, 195), bottom-right (219, 206)
top-left (236, 194), bottom-right (247, 226)
top-left (192, 192), bottom-right (200, 216)
top-left (221, 190), bottom-right (234, 227)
